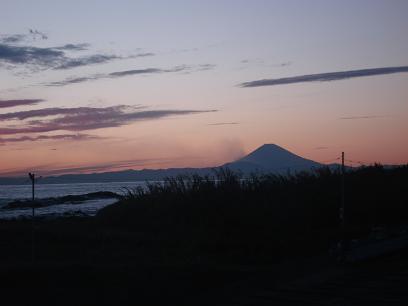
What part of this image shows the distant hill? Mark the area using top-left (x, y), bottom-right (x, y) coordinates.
top-left (0, 144), bottom-right (326, 185)
top-left (0, 168), bottom-right (213, 185)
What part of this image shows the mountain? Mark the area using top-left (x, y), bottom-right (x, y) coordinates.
top-left (0, 144), bottom-right (323, 184)
top-left (224, 144), bottom-right (322, 173)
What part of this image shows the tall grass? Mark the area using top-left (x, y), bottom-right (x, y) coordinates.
top-left (97, 165), bottom-right (408, 261)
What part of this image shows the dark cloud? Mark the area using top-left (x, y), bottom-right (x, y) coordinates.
top-left (47, 76), bottom-right (101, 86)
top-left (0, 34), bottom-right (27, 44)
top-left (0, 105), bottom-right (216, 135)
top-left (54, 52), bottom-right (154, 70)
top-left (107, 65), bottom-right (191, 77)
top-left (29, 29), bottom-right (48, 40)
top-left (45, 64), bottom-right (215, 86)
top-left (53, 43), bottom-right (90, 51)
top-left (175, 64), bottom-right (216, 74)
top-left (0, 99), bottom-right (44, 108)
top-left (108, 68), bottom-right (162, 78)
top-left (129, 52), bottom-right (155, 58)
top-left (197, 64), bottom-right (216, 71)
top-left (0, 43), bottom-right (65, 67)
top-left (0, 134), bottom-right (98, 145)
top-left (0, 30), bottom-right (47, 44)
top-left (0, 29), bottom-right (48, 45)
top-left (0, 43), bottom-right (126, 70)
top-left (239, 66), bottom-right (408, 88)
top-left (165, 65), bottom-right (191, 72)
top-left (339, 115), bottom-right (388, 120)
top-left (208, 122), bottom-right (239, 126)
top-left (0, 105), bottom-right (143, 121)
top-left (55, 54), bottom-right (121, 69)
top-left (0, 32), bottom-right (153, 71)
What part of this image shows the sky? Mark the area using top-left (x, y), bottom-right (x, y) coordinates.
top-left (0, 0), bottom-right (407, 176)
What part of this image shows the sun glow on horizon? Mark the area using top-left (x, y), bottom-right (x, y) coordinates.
top-left (1, 1), bottom-right (407, 176)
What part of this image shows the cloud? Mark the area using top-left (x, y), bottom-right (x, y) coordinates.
top-left (0, 43), bottom-right (65, 67)
top-left (47, 158), bottom-right (175, 175)
top-left (239, 66), bottom-right (408, 88)
top-left (54, 54), bottom-right (121, 69)
top-left (197, 64), bottom-right (216, 71)
top-left (0, 43), bottom-right (130, 70)
top-left (107, 65), bottom-right (193, 77)
top-left (240, 58), bottom-right (264, 64)
top-left (0, 32), bottom-right (153, 71)
top-left (46, 69), bottom-right (171, 86)
top-left (53, 43), bottom-right (90, 51)
top-left (0, 133), bottom-right (98, 145)
top-left (54, 52), bottom-right (154, 70)
top-left (208, 122), bottom-right (239, 126)
top-left (314, 146), bottom-right (329, 150)
top-left (47, 76), bottom-right (99, 86)
top-left (0, 106), bottom-right (132, 121)
top-left (240, 59), bottom-right (291, 68)
top-left (0, 99), bottom-right (44, 108)
top-left (0, 34), bottom-right (27, 44)
top-left (0, 105), bottom-right (216, 135)
top-left (339, 115), bottom-right (388, 120)
top-left (45, 64), bottom-right (214, 86)
top-left (0, 157), bottom-right (175, 176)
top-left (129, 52), bottom-right (155, 58)
top-left (108, 68), bottom-right (162, 78)
top-left (29, 29), bottom-right (48, 40)
top-left (0, 30), bottom-right (47, 45)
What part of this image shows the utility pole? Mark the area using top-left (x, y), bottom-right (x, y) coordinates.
top-left (29, 172), bottom-right (35, 217)
top-left (340, 152), bottom-right (345, 228)
top-left (338, 152), bottom-right (347, 261)
top-left (28, 172), bottom-right (35, 264)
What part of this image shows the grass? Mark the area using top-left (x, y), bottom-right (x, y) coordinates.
top-left (97, 164), bottom-right (408, 262)
top-left (1, 165), bottom-right (407, 305)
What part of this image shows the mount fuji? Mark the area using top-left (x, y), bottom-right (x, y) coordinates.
top-left (0, 144), bottom-right (325, 184)
top-left (224, 144), bottom-right (322, 173)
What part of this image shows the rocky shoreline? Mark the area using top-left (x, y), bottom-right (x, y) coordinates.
top-left (2, 191), bottom-right (121, 210)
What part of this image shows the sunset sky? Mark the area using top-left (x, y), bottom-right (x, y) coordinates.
top-left (1, 0), bottom-right (407, 176)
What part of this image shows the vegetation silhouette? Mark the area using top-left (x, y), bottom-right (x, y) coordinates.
top-left (98, 164), bottom-right (408, 262)
top-left (1, 165), bottom-right (407, 305)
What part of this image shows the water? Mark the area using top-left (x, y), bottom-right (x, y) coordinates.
top-left (0, 181), bottom-right (147, 219)
top-left (0, 198), bottom-right (117, 219)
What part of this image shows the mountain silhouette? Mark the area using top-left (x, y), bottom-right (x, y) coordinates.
top-left (0, 144), bottom-right (324, 184)
top-left (224, 144), bottom-right (322, 173)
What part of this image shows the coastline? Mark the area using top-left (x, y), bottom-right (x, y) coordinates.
top-left (0, 191), bottom-right (120, 220)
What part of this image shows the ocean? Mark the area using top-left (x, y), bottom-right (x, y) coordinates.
top-left (0, 181), bottom-right (147, 219)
